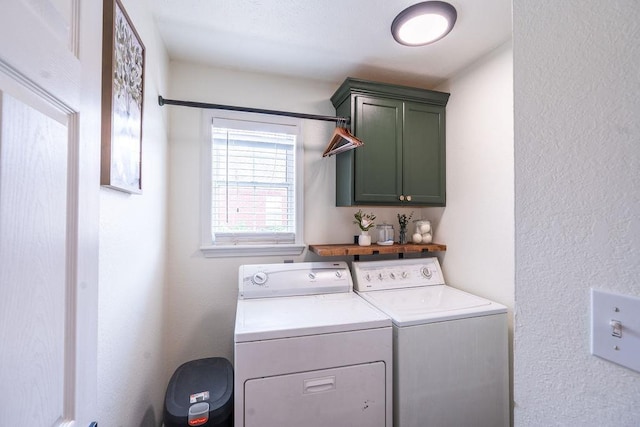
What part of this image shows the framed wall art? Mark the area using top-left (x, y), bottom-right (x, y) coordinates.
top-left (101, 0), bottom-right (145, 193)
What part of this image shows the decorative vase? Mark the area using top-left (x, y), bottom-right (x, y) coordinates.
top-left (358, 231), bottom-right (372, 246)
top-left (399, 227), bottom-right (407, 245)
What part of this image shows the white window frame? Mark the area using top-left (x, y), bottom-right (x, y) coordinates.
top-left (199, 109), bottom-right (305, 257)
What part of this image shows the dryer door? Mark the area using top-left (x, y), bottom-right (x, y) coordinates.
top-left (244, 362), bottom-right (386, 427)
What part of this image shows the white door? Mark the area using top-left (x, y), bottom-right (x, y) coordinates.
top-left (0, 1), bottom-right (101, 426)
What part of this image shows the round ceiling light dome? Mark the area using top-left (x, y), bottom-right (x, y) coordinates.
top-left (391, 1), bottom-right (457, 46)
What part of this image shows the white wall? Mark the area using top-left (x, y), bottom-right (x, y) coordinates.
top-left (98, 0), bottom-right (169, 425)
top-left (513, 1), bottom-right (640, 424)
top-left (435, 42), bottom-right (514, 309)
top-left (166, 63), bottom-right (422, 372)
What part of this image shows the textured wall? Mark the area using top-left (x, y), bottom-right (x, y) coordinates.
top-left (513, 1), bottom-right (640, 425)
top-left (98, 0), bottom-right (170, 426)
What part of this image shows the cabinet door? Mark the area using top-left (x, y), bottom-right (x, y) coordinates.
top-left (402, 101), bottom-right (446, 205)
top-left (354, 96), bottom-right (403, 203)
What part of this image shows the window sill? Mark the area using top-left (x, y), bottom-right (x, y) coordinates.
top-left (200, 244), bottom-right (306, 258)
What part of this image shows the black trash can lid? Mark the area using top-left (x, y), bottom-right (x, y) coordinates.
top-left (164, 357), bottom-right (233, 426)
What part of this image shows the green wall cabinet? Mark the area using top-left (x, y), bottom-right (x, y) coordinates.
top-left (331, 78), bottom-right (450, 206)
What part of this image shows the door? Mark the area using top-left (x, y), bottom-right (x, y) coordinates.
top-left (0, 1), bottom-right (101, 426)
top-left (354, 96), bottom-right (403, 204)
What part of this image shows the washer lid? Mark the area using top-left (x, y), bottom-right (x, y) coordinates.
top-left (235, 292), bottom-right (391, 342)
top-left (356, 285), bottom-right (507, 326)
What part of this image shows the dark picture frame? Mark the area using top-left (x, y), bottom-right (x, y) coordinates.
top-left (101, 0), bottom-right (145, 194)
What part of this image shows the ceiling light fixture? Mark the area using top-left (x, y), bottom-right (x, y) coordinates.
top-left (391, 1), bottom-right (457, 47)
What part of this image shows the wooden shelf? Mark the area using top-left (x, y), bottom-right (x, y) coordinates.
top-left (308, 242), bottom-right (446, 257)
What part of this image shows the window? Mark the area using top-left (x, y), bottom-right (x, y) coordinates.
top-left (200, 110), bottom-right (305, 257)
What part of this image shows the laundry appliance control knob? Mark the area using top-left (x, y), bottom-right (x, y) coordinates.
top-left (252, 272), bottom-right (268, 285)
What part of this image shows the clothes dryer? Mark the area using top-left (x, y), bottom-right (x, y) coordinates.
top-left (352, 257), bottom-right (509, 427)
top-left (234, 261), bottom-right (392, 427)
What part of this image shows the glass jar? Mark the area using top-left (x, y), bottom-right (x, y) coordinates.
top-left (412, 220), bottom-right (433, 244)
top-left (398, 227), bottom-right (408, 245)
top-left (376, 224), bottom-right (394, 245)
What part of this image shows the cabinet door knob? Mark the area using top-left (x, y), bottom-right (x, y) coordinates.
top-left (399, 195), bottom-right (405, 201)
top-left (406, 195), bottom-right (412, 201)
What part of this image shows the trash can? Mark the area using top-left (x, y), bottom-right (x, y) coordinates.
top-left (164, 357), bottom-right (233, 427)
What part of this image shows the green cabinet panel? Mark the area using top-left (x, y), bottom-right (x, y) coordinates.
top-left (402, 101), bottom-right (446, 204)
top-left (354, 96), bottom-right (403, 203)
top-left (331, 78), bottom-right (449, 206)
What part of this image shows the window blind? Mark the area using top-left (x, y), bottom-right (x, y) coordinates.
top-left (211, 126), bottom-right (296, 245)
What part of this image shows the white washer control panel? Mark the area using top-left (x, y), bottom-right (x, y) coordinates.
top-left (352, 258), bottom-right (445, 292)
top-left (239, 262), bottom-right (352, 299)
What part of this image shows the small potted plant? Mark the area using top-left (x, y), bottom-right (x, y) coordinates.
top-left (397, 211), bottom-right (413, 244)
top-left (354, 209), bottom-right (376, 246)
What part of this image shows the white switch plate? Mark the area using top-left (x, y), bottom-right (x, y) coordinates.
top-left (591, 289), bottom-right (640, 373)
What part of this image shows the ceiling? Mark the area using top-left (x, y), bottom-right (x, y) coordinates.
top-left (153, 0), bottom-right (512, 88)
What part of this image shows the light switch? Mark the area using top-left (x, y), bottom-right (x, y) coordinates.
top-left (591, 289), bottom-right (640, 372)
top-left (609, 319), bottom-right (622, 338)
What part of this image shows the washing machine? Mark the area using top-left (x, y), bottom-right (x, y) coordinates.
top-left (352, 257), bottom-right (509, 427)
top-left (234, 261), bottom-right (392, 427)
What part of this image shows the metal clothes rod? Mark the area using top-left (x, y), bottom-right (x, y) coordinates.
top-left (158, 96), bottom-right (350, 125)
